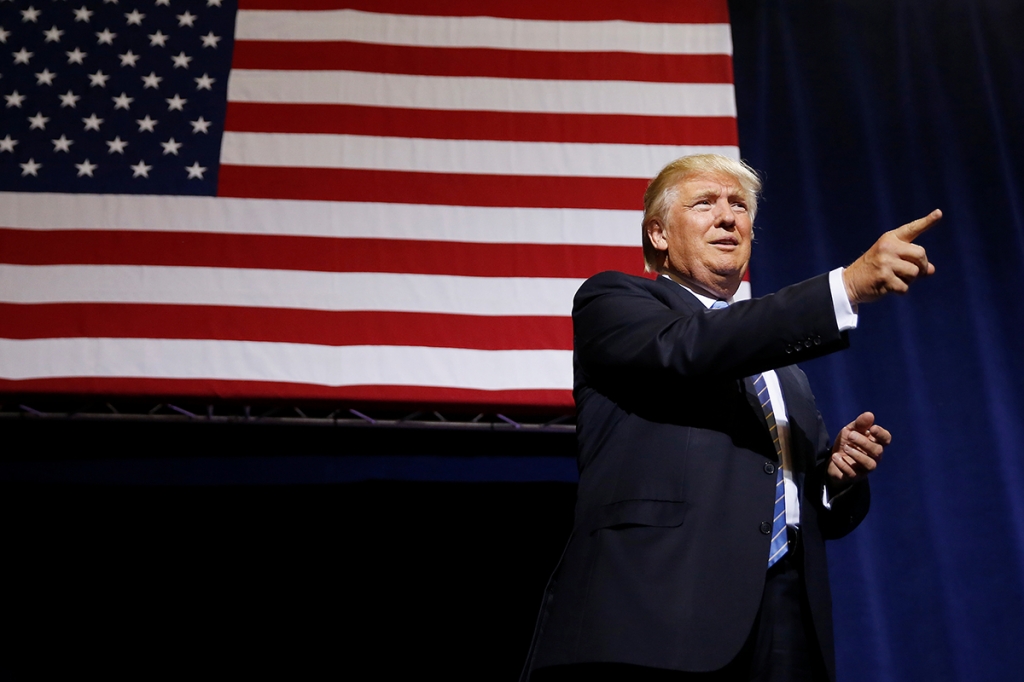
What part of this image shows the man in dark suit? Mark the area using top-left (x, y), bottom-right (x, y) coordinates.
top-left (522, 155), bottom-right (939, 681)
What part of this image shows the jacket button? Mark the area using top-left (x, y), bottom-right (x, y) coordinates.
top-left (760, 521), bottom-right (772, 534)
top-left (813, 336), bottom-right (822, 346)
top-left (764, 461), bottom-right (776, 475)
top-left (785, 345), bottom-right (793, 354)
top-left (804, 339), bottom-right (813, 348)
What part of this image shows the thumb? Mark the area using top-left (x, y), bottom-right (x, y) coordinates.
top-left (892, 209), bottom-right (942, 242)
top-left (851, 412), bottom-right (875, 433)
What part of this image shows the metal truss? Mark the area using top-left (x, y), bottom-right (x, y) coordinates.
top-left (0, 398), bottom-right (576, 433)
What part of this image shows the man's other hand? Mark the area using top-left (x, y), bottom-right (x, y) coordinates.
top-left (843, 209), bottom-right (941, 304)
top-left (827, 412), bottom-right (891, 489)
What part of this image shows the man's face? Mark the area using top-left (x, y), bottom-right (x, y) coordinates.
top-left (651, 173), bottom-right (753, 298)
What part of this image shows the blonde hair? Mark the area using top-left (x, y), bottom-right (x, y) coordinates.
top-left (641, 154), bottom-right (762, 272)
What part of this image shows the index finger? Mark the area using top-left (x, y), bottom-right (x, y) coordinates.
top-left (892, 209), bottom-right (942, 242)
top-left (869, 424), bottom-right (892, 446)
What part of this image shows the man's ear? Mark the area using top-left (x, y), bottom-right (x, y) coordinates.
top-left (647, 219), bottom-right (669, 252)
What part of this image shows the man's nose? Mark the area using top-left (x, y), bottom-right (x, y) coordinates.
top-left (715, 201), bottom-right (737, 228)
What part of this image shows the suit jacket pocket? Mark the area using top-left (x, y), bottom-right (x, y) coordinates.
top-left (588, 499), bottom-right (688, 534)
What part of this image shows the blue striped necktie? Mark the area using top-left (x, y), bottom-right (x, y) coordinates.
top-left (711, 300), bottom-right (788, 567)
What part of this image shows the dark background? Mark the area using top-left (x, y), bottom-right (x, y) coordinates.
top-left (731, 1), bottom-right (1024, 680)
top-left (1, 416), bottom-right (577, 679)
top-left (4, 1), bottom-right (1024, 680)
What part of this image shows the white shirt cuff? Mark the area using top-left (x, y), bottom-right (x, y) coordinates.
top-left (821, 482), bottom-right (853, 509)
top-left (829, 267), bottom-right (858, 331)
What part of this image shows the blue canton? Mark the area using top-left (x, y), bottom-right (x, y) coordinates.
top-left (0, 0), bottom-right (237, 195)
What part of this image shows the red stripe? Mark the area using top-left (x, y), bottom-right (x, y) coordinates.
top-left (236, 0), bottom-right (729, 23)
top-left (0, 377), bottom-right (574, 408)
top-left (231, 41), bottom-right (733, 84)
top-left (0, 304), bottom-right (573, 350)
top-left (217, 165), bottom-right (647, 210)
top-left (0, 229), bottom-right (644, 278)
top-left (224, 103), bottom-right (738, 146)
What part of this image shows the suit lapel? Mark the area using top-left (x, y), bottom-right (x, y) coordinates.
top-left (656, 276), bottom-right (778, 456)
top-left (653, 275), bottom-right (705, 314)
top-left (742, 375), bottom-right (771, 442)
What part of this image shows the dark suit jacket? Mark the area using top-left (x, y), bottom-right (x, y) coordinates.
top-left (523, 271), bottom-right (870, 682)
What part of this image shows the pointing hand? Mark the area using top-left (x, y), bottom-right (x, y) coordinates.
top-left (843, 209), bottom-right (941, 304)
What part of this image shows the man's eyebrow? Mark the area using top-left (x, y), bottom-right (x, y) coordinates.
top-left (688, 189), bottom-right (720, 202)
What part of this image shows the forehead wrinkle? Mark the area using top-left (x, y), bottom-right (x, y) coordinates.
top-left (682, 182), bottom-right (748, 206)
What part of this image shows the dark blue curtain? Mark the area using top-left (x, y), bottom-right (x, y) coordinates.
top-left (730, 1), bottom-right (1024, 679)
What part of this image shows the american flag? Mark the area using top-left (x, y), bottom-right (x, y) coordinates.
top-left (0, 0), bottom-right (740, 408)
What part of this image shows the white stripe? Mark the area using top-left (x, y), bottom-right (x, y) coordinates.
top-left (220, 131), bottom-right (738, 178)
top-left (0, 338), bottom-right (573, 390)
top-left (235, 10), bottom-right (733, 55)
top-left (768, 543), bottom-right (787, 563)
top-left (226, 70), bottom-right (737, 117)
top-left (0, 193), bottom-right (641, 246)
top-left (0, 265), bottom-right (581, 317)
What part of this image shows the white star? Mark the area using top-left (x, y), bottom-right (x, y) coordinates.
top-left (124, 10), bottom-right (145, 25)
top-left (130, 159), bottom-right (152, 177)
top-left (200, 31), bottom-right (220, 48)
top-left (118, 50), bottom-right (139, 67)
top-left (194, 73), bottom-right (214, 90)
top-left (207, 0), bottom-right (223, 7)
top-left (44, 25), bottom-right (64, 42)
top-left (76, 159), bottom-right (98, 177)
top-left (141, 71), bottom-right (162, 88)
top-left (165, 93), bottom-right (186, 110)
top-left (148, 30), bottom-right (168, 47)
top-left (59, 90), bottom-right (80, 107)
top-left (177, 11), bottom-right (196, 27)
top-left (161, 137), bottom-right (182, 155)
top-left (88, 70), bottom-right (109, 87)
top-left (66, 47), bottom-right (86, 64)
top-left (4, 90), bottom-right (26, 108)
top-left (27, 111), bottom-right (49, 129)
top-left (103, 0), bottom-right (119, 4)
top-left (73, 6), bottom-right (93, 23)
top-left (96, 28), bottom-right (116, 45)
top-left (82, 113), bottom-right (104, 130)
top-left (0, 135), bottom-right (18, 153)
top-left (136, 114), bottom-right (157, 132)
top-left (20, 158), bottom-right (42, 176)
top-left (155, 0), bottom-right (170, 6)
top-left (13, 47), bottom-right (33, 64)
top-left (106, 135), bottom-right (128, 153)
top-left (112, 92), bottom-right (133, 109)
top-left (0, 27), bottom-right (10, 44)
top-left (34, 68), bottom-right (56, 85)
top-left (51, 134), bottom-right (73, 152)
top-left (185, 161), bottom-right (206, 179)
top-left (21, 6), bottom-right (41, 23)
top-left (171, 51), bottom-right (191, 68)
top-left (189, 116), bottom-right (210, 134)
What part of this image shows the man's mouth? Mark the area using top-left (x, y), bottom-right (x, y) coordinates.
top-left (710, 237), bottom-right (739, 249)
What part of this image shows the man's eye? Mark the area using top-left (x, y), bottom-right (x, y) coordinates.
top-left (732, 203), bottom-right (748, 212)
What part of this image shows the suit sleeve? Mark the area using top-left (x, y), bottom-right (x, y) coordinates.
top-left (573, 271), bottom-right (850, 384)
